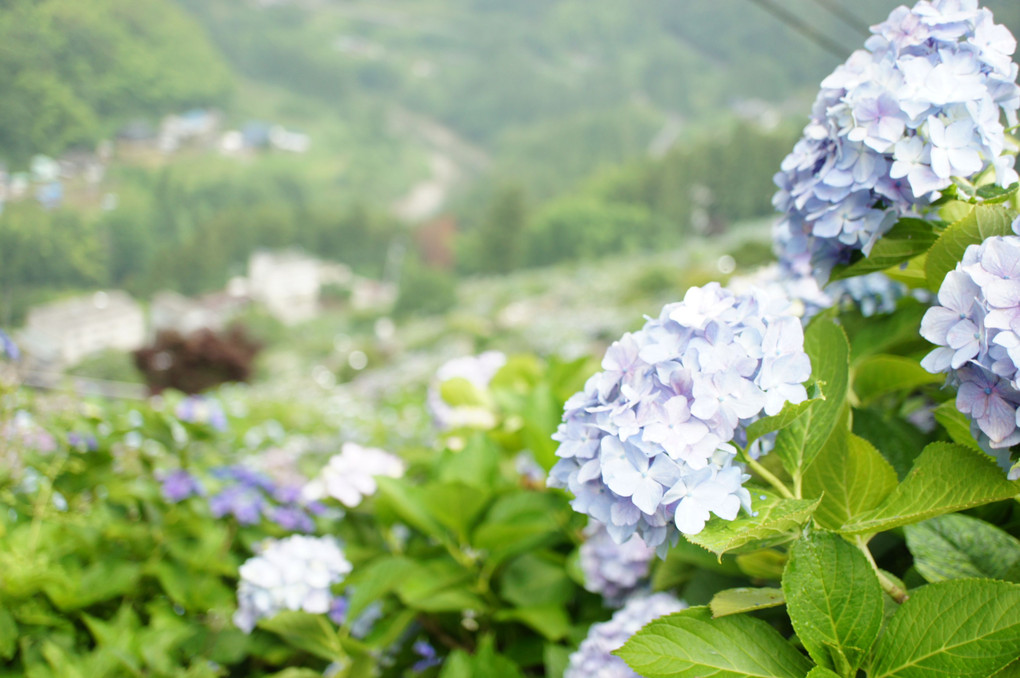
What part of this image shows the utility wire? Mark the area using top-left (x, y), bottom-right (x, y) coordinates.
top-left (805, 0), bottom-right (872, 37)
top-left (742, 0), bottom-right (854, 58)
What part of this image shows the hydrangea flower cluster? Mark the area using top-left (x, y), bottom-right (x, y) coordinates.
top-left (158, 469), bottom-right (203, 502)
top-left (773, 0), bottom-right (1020, 283)
top-left (175, 395), bottom-right (228, 432)
top-left (564, 593), bottom-right (686, 678)
top-left (921, 222), bottom-right (1020, 478)
top-left (302, 442), bottom-right (404, 508)
top-left (0, 329), bottom-right (19, 361)
top-left (579, 522), bottom-right (655, 606)
top-left (234, 535), bottom-right (352, 633)
top-left (548, 283), bottom-right (811, 550)
top-left (205, 464), bottom-right (321, 532)
top-left (427, 351), bottom-right (506, 430)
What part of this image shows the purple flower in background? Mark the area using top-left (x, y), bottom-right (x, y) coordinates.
top-left (210, 485), bottom-right (264, 525)
top-left (411, 641), bottom-right (442, 673)
top-left (773, 0), bottom-right (1020, 284)
top-left (549, 283), bottom-right (809, 550)
top-left (579, 522), bottom-right (655, 606)
top-left (159, 469), bottom-right (204, 503)
top-left (0, 330), bottom-right (19, 361)
top-left (176, 395), bottom-right (228, 431)
top-left (564, 593), bottom-right (686, 678)
top-left (269, 505), bottom-right (315, 533)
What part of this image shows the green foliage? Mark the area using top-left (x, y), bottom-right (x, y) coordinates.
top-left (904, 514), bottom-right (1020, 584)
top-left (0, 0), bottom-right (231, 161)
top-left (616, 606), bottom-right (813, 678)
top-left (869, 580), bottom-right (1020, 678)
top-left (782, 532), bottom-right (883, 675)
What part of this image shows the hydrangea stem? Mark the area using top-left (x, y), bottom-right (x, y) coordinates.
top-left (856, 537), bottom-right (908, 604)
top-left (745, 456), bottom-right (795, 500)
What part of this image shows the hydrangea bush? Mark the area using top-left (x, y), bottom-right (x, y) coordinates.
top-left (2, 1), bottom-right (1020, 677)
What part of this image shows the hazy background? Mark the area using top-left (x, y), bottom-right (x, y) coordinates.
top-left (2, 0), bottom-right (1018, 393)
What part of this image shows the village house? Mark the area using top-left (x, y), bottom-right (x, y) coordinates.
top-left (246, 250), bottom-right (322, 325)
top-left (20, 291), bottom-right (146, 366)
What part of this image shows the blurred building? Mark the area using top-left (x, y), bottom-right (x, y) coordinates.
top-left (21, 291), bottom-right (145, 366)
top-left (151, 290), bottom-right (249, 336)
top-left (247, 251), bottom-right (321, 325)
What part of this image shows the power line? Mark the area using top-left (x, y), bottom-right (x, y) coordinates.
top-left (742, 0), bottom-right (854, 58)
top-left (805, 0), bottom-right (872, 37)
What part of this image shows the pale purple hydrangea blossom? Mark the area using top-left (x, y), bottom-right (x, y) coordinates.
top-left (548, 283), bottom-right (811, 551)
top-left (302, 442), bottom-right (405, 507)
top-left (234, 535), bottom-right (352, 633)
top-left (921, 220), bottom-right (1020, 478)
top-left (579, 522), bottom-right (655, 606)
top-left (564, 593), bottom-right (686, 678)
top-left (774, 0), bottom-right (1020, 284)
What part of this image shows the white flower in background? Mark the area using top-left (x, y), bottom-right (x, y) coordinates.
top-left (428, 351), bottom-right (506, 430)
top-left (302, 442), bottom-right (404, 507)
top-left (233, 535), bottom-right (352, 633)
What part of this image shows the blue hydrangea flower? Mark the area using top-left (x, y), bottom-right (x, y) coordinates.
top-left (159, 469), bottom-right (204, 503)
top-left (548, 283), bottom-right (811, 551)
top-left (0, 330), bottom-right (19, 361)
top-left (774, 0), bottom-right (1020, 284)
top-left (921, 234), bottom-right (1020, 478)
top-left (579, 522), bottom-right (655, 607)
top-left (564, 593), bottom-right (686, 678)
top-left (411, 641), bottom-right (442, 673)
top-left (209, 484), bottom-right (265, 525)
top-left (233, 535), bottom-right (352, 633)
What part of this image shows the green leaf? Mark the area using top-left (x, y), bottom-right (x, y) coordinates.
top-left (687, 492), bottom-right (820, 556)
top-left (439, 636), bottom-right (525, 678)
top-left (803, 433), bottom-right (898, 530)
top-left (494, 605), bottom-right (571, 641)
top-left (473, 491), bottom-right (564, 565)
top-left (439, 377), bottom-right (491, 408)
top-left (499, 552), bottom-right (574, 608)
top-left (521, 382), bottom-right (563, 471)
top-left (839, 443), bottom-right (1020, 536)
top-left (259, 612), bottom-right (347, 664)
top-left (421, 482), bottom-right (491, 542)
top-left (925, 203), bottom-right (1014, 291)
top-left (0, 607), bottom-right (16, 661)
top-left (782, 532), bottom-right (883, 675)
top-left (375, 476), bottom-right (444, 538)
top-left (744, 397), bottom-right (821, 450)
top-left (709, 587), bottom-right (785, 618)
top-left (904, 513), bottom-right (1020, 583)
top-left (932, 401), bottom-right (983, 452)
top-left (852, 355), bottom-right (943, 406)
top-left (870, 579), bottom-right (1020, 678)
top-left (830, 218), bottom-right (937, 281)
top-left (615, 606), bottom-right (813, 678)
top-left (395, 559), bottom-right (484, 613)
top-left (735, 550), bottom-right (787, 580)
top-left (852, 407), bottom-right (927, 480)
top-left (805, 669), bottom-right (842, 678)
top-left (341, 556), bottom-right (417, 620)
top-left (773, 317), bottom-right (849, 481)
top-left (846, 300), bottom-right (929, 363)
